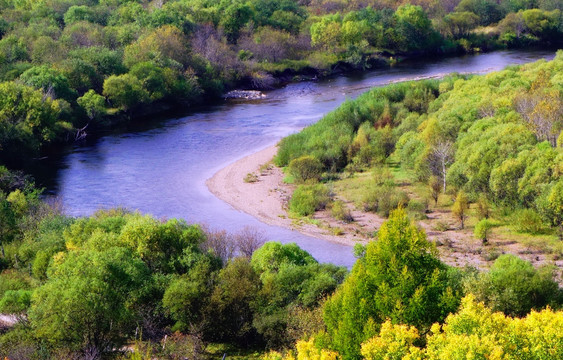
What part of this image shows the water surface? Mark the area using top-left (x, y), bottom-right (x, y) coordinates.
top-left (33, 50), bottom-right (556, 267)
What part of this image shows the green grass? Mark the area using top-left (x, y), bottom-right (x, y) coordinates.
top-left (255, 59), bottom-right (312, 74)
top-left (332, 172), bottom-right (372, 207)
top-left (494, 225), bottom-right (561, 256)
top-left (205, 343), bottom-right (265, 360)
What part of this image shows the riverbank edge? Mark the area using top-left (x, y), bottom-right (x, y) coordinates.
top-left (35, 45), bottom-right (558, 166)
top-left (206, 145), bottom-right (363, 247)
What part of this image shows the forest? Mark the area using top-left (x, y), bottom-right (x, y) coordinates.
top-left (277, 51), bottom-right (562, 244)
top-left (1, 0), bottom-right (563, 166)
top-left (0, 0), bottom-right (562, 359)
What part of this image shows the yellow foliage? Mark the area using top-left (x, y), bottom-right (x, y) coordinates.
top-left (6, 189), bottom-right (28, 216)
top-left (361, 320), bottom-right (420, 360)
top-left (425, 295), bottom-right (563, 360)
top-left (295, 339), bottom-right (340, 360)
top-left (262, 351), bottom-right (285, 360)
top-left (262, 339), bottom-right (339, 360)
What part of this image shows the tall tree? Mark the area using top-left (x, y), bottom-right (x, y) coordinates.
top-left (323, 209), bottom-right (460, 359)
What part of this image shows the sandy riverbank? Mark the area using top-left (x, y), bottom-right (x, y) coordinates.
top-left (206, 146), bottom-right (563, 272)
top-left (206, 146), bottom-right (370, 246)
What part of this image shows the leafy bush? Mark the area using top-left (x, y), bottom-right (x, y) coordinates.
top-left (475, 195), bottom-right (490, 220)
top-left (287, 156), bottom-right (323, 183)
top-left (464, 254), bottom-right (561, 317)
top-left (513, 208), bottom-right (545, 234)
top-left (474, 219), bottom-right (494, 243)
top-left (289, 184), bottom-right (331, 217)
top-left (331, 200), bottom-right (354, 223)
top-left (362, 184), bottom-right (409, 217)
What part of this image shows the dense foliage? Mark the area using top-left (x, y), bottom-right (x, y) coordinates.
top-left (269, 295), bottom-right (563, 360)
top-left (0, 184), bottom-right (560, 359)
top-left (0, 199), bottom-right (347, 358)
top-left (323, 209), bottom-right (461, 359)
top-left (1, 0), bottom-right (562, 165)
top-left (277, 53), bottom-right (563, 237)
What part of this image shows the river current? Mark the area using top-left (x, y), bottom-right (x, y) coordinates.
top-left (31, 49), bottom-right (556, 267)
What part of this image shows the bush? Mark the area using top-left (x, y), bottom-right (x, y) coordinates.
top-left (289, 184), bottom-right (331, 217)
top-left (475, 195), bottom-right (490, 220)
top-left (331, 200), bottom-right (353, 223)
top-left (244, 172), bottom-right (258, 183)
top-left (474, 219), bottom-right (493, 243)
top-left (513, 208), bottom-right (545, 234)
top-left (464, 254), bottom-right (561, 317)
top-left (452, 190), bottom-right (469, 229)
top-left (287, 156), bottom-right (324, 183)
top-left (407, 199), bottom-right (428, 220)
top-left (362, 184), bottom-right (409, 217)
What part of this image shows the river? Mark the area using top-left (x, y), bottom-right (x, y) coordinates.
top-left (31, 49), bottom-right (556, 267)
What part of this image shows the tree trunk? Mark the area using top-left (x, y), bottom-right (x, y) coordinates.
top-left (442, 160), bottom-right (447, 193)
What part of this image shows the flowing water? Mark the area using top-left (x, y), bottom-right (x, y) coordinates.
top-left (30, 49), bottom-right (556, 267)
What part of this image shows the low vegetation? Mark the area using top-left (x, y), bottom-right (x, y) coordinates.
top-left (278, 53), bottom-right (563, 253)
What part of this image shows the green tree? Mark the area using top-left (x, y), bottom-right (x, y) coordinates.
top-left (19, 65), bottom-right (77, 101)
top-left (129, 62), bottom-right (168, 101)
top-left (251, 242), bottom-right (346, 347)
top-left (220, 3), bottom-right (254, 44)
top-left (28, 247), bottom-right (151, 357)
top-left (77, 89), bottom-right (106, 121)
top-left (323, 209), bottom-right (460, 359)
top-left (162, 256), bottom-right (218, 332)
top-left (474, 218), bottom-right (493, 244)
top-left (311, 14), bottom-right (343, 50)
top-left (0, 82), bottom-right (65, 162)
top-left (455, 0), bottom-right (503, 25)
top-left (464, 254), bottom-right (561, 317)
top-left (207, 257), bottom-right (260, 342)
top-left (441, 11), bottom-right (480, 39)
top-left (452, 190), bottom-right (469, 229)
top-left (536, 180), bottom-right (563, 239)
top-left (394, 4), bottom-right (440, 52)
top-left (429, 175), bottom-right (442, 205)
top-left (102, 73), bottom-right (148, 110)
top-left (288, 155), bottom-right (324, 183)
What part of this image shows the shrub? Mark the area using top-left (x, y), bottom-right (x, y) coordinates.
top-left (244, 172), bottom-right (258, 183)
top-left (287, 156), bottom-right (324, 184)
top-left (452, 190), bottom-right (469, 229)
top-left (407, 199), bottom-right (428, 220)
top-left (464, 254), bottom-right (561, 317)
top-left (513, 208), bottom-right (545, 234)
top-left (475, 195), bottom-right (490, 220)
top-left (331, 200), bottom-right (353, 223)
top-left (429, 175), bottom-right (441, 205)
top-left (474, 219), bottom-right (493, 243)
top-left (362, 185), bottom-right (409, 217)
top-left (289, 184), bottom-right (331, 217)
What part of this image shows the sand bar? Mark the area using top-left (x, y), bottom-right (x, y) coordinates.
top-left (206, 146), bottom-right (365, 246)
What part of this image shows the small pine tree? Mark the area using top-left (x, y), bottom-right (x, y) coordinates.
top-left (474, 219), bottom-right (493, 244)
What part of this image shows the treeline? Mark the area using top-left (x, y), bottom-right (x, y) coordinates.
top-left (0, 177), bottom-right (346, 358)
top-left (265, 210), bottom-right (563, 360)
top-left (1, 195), bottom-right (561, 359)
top-left (1, 0), bottom-right (563, 166)
top-left (276, 53), bottom-right (563, 238)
